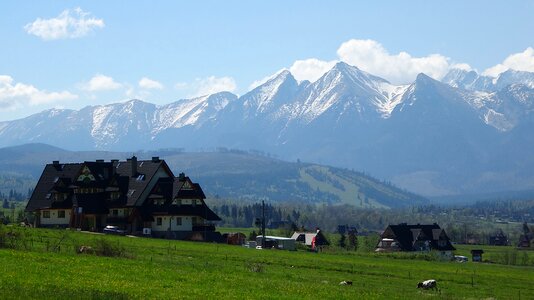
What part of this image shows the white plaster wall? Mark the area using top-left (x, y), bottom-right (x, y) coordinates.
top-left (151, 215), bottom-right (192, 231)
top-left (40, 209), bottom-right (71, 225)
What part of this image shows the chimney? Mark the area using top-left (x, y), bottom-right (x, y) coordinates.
top-left (131, 155), bottom-right (137, 177)
top-left (110, 159), bottom-right (118, 176)
top-left (178, 172), bottom-right (186, 181)
top-left (52, 160), bottom-right (59, 165)
top-left (96, 159), bottom-right (104, 163)
top-left (151, 156), bottom-right (160, 162)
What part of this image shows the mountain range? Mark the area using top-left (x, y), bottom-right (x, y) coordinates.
top-left (1, 62), bottom-right (533, 197)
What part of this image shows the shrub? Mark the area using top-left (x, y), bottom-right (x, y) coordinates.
top-left (245, 262), bottom-right (264, 273)
top-left (93, 238), bottom-right (128, 258)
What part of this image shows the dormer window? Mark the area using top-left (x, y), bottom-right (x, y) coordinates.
top-left (127, 189), bottom-right (135, 197)
top-left (182, 181), bottom-right (192, 190)
top-left (53, 177), bottom-right (59, 183)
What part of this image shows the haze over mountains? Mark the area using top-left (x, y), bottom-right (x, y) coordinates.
top-left (1, 62), bottom-right (533, 197)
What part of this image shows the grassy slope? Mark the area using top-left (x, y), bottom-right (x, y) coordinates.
top-left (1, 227), bottom-right (533, 299)
top-left (0, 144), bottom-right (427, 208)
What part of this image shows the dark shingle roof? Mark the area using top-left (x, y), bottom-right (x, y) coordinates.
top-left (26, 163), bottom-right (82, 211)
top-left (383, 223), bottom-right (455, 251)
top-left (26, 157), bottom-right (221, 222)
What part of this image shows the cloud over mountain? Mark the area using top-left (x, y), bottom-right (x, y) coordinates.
top-left (483, 47), bottom-right (534, 77)
top-left (0, 75), bottom-right (77, 110)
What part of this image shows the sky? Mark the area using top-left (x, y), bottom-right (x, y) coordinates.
top-left (0, 1), bottom-right (533, 121)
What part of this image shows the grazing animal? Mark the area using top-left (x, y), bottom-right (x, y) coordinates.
top-left (417, 279), bottom-right (437, 290)
top-left (78, 246), bottom-right (94, 254)
top-left (339, 280), bottom-right (353, 286)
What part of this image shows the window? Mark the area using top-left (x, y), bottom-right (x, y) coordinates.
top-left (53, 177), bottom-right (59, 183)
top-left (113, 209), bottom-right (118, 216)
top-left (136, 174), bottom-right (145, 181)
top-left (58, 210), bottom-right (65, 218)
top-left (127, 189), bottom-right (135, 197)
top-left (172, 199), bottom-right (181, 206)
top-left (43, 211), bottom-right (50, 218)
top-left (176, 217), bottom-right (182, 226)
top-left (156, 217), bottom-right (162, 226)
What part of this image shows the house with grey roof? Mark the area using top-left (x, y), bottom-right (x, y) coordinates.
top-left (25, 156), bottom-right (221, 241)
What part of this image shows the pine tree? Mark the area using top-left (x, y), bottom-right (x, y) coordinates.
top-left (348, 229), bottom-right (358, 251)
top-left (338, 233), bottom-right (346, 248)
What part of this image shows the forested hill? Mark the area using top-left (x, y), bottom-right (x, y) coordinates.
top-left (0, 143), bottom-right (427, 208)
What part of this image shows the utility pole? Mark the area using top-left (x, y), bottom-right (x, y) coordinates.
top-left (262, 200), bottom-right (266, 249)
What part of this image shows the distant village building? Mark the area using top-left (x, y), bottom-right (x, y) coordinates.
top-left (291, 229), bottom-right (330, 250)
top-left (375, 223), bottom-right (455, 258)
top-left (470, 249), bottom-right (484, 262)
top-left (488, 230), bottom-right (509, 246)
top-left (223, 232), bottom-right (247, 245)
top-left (256, 235), bottom-right (296, 251)
top-left (25, 156), bottom-right (221, 241)
top-left (518, 222), bottom-right (534, 248)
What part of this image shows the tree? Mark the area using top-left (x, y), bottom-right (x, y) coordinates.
top-left (348, 229), bottom-right (358, 251)
top-left (2, 199), bottom-right (8, 209)
top-left (249, 230), bottom-right (257, 241)
top-left (338, 233), bottom-right (346, 248)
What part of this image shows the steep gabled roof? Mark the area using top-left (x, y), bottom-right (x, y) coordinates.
top-left (383, 223), bottom-right (455, 251)
top-left (115, 158), bottom-right (173, 206)
top-left (26, 163), bottom-right (82, 211)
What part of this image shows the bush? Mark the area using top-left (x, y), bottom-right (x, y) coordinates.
top-left (0, 225), bottom-right (30, 250)
top-left (93, 238), bottom-right (128, 258)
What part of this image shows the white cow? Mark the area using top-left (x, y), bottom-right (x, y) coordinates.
top-left (417, 279), bottom-right (437, 290)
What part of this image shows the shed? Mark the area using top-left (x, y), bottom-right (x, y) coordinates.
top-left (470, 249), bottom-right (484, 262)
top-left (256, 235), bottom-right (296, 251)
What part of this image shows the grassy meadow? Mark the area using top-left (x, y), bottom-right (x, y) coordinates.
top-left (0, 226), bottom-right (533, 299)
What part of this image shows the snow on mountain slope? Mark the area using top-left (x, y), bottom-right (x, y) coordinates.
top-left (442, 68), bottom-right (534, 92)
top-left (292, 62), bottom-right (409, 123)
top-left (90, 99), bottom-right (156, 148)
top-left (153, 92), bottom-right (236, 134)
top-left (239, 70), bottom-right (300, 121)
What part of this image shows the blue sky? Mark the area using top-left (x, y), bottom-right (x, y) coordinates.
top-left (0, 1), bottom-right (533, 121)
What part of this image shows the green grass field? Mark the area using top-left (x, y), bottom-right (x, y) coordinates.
top-left (0, 226), bottom-right (533, 299)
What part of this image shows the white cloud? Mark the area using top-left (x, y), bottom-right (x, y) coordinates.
top-left (483, 47), bottom-right (534, 77)
top-left (24, 7), bottom-right (104, 40)
top-left (138, 77), bottom-right (163, 90)
top-left (81, 74), bottom-right (122, 92)
top-left (289, 59), bottom-right (337, 83)
top-left (336, 39), bottom-right (450, 84)
top-left (451, 63), bottom-right (473, 71)
top-left (0, 75), bottom-right (78, 110)
top-left (176, 76), bottom-right (237, 97)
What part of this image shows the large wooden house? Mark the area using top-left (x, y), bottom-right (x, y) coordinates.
top-left (375, 223), bottom-right (455, 258)
top-left (25, 156), bottom-right (221, 241)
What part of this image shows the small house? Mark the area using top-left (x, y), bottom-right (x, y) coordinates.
top-left (488, 230), bottom-right (509, 246)
top-left (376, 223), bottom-right (455, 258)
top-left (291, 229), bottom-right (330, 249)
top-left (471, 249), bottom-right (484, 262)
top-left (223, 232), bottom-right (246, 245)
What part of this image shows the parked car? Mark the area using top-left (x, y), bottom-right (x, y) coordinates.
top-left (103, 225), bottom-right (126, 235)
top-left (454, 255), bottom-right (468, 262)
